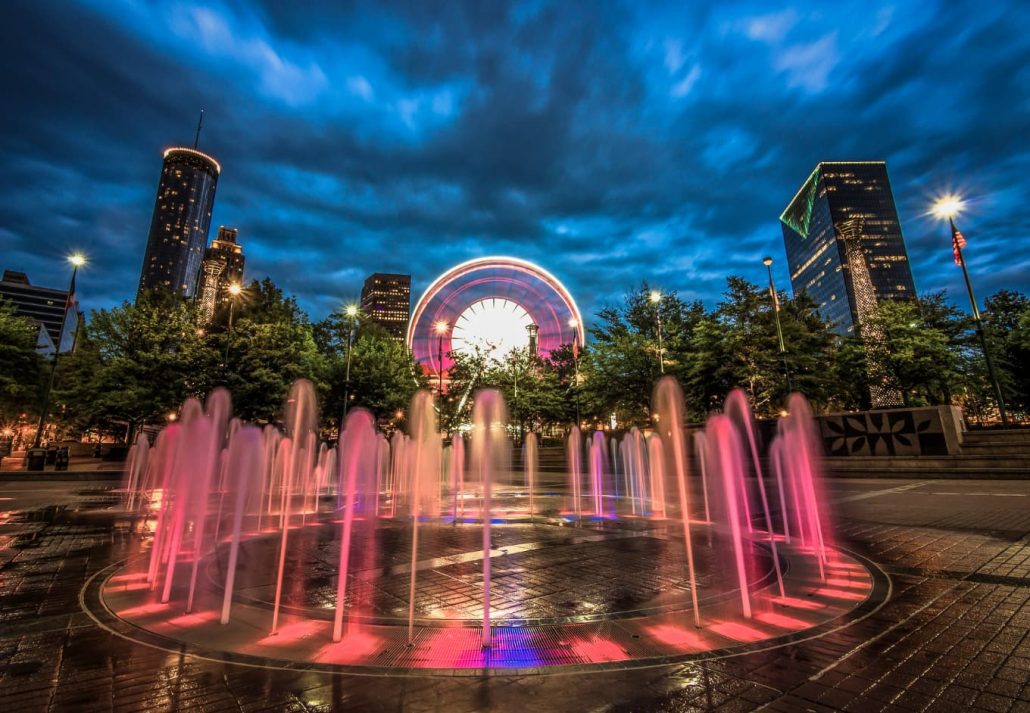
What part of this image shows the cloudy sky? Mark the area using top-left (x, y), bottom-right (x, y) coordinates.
top-left (2, 1), bottom-right (1027, 323)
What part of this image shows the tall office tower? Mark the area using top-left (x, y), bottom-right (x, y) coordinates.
top-left (137, 146), bottom-right (220, 299)
top-left (0, 270), bottom-right (78, 355)
top-left (360, 273), bottom-right (411, 339)
top-left (780, 161), bottom-right (916, 336)
top-left (197, 226), bottom-right (245, 323)
top-left (780, 161), bottom-right (915, 406)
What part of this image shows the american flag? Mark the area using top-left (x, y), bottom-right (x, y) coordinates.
top-left (952, 226), bottom-right (967, 266)
top-left (65, 271), bottom-right (77, 311)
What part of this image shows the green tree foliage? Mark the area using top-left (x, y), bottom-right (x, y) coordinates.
top-left (580, 284), bottom-right (705, 426)
top-left (0, 299), bottom-right (44, 426)
top-left (222, 279), bottom-right (325, 424)
top-left (860, 294), bottom-right (968, 406)
top-left (440, 346), bottom-right (489, 431)
top-left (440, 345), bottom-right (569, 439)
top-left (55, 291), bottom-right (219, 440)
top-left (323, 326), bottom-right (427, 430)
top-left (688, 278), bottom-right (836, 417)
top-left (39, 270), bottom-right (1030, 443)
top-left (982, 290), bottom-right (1030, 418)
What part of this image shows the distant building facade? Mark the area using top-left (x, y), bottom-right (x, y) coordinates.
top-left (197, 226), bottom-right (245, 323)
top-left (0, 270), bottom-right (77, 355)
top-left (137, 147), bottom-right (220, 299)
top-left (779, 161), bottom-right (916, 336)
top-left (360, 273), bottom-right (411, 339)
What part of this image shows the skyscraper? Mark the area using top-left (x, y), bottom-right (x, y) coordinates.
top-left (360, 273), bottom-right (411, 339)
top-left (0, 270), bottom-right (78, 354)
top-left (137, 146), bottom-right (220, 299)
top-left (779, 161), bottom-right (916, 336)
top-left (197, 226), bottom-right (245, 323)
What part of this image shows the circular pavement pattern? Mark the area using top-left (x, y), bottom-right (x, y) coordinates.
top-left (84, 517), bottom-right (889, 676)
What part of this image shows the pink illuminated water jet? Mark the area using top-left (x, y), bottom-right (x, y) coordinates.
top-left (120, 371), bottom-right (848, 667)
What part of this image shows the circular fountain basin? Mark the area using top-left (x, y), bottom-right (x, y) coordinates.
top-left (85, 517), bottom-right (886, 675)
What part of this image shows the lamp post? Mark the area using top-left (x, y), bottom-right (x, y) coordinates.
top-left (223, 282), bottom-right (243, 366)
top-left (649, 290), bottom-right (665, 374)
top-left (434, 320), bottom-right (449, 398)
top-left (763, 257), bottom-right (792, 393)
top-left (33, 253), bottom-right (85, 448)
top-left (932, 196), bottom-right (1008, 425)
top-left (342, 304), bottom-right (359, 420)
top-left (569, 318), bottom-right (581, 426)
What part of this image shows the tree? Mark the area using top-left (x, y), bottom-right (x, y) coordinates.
top-left (682, 278), bottom-right (835, 419)
top-left (440, 346), bottom-right (491, 431)
top-left (983, 290), bottom-right (1030, 418)
top-left (323, 328), bottom-right (426, 430)
top-left (222, 281), bottom-right (324, 424)
top-left (57, 291), bottom-right (219, 440)
top-left (580, 284), bottom-right (704, 427)
top-left (827, 335), bottom-right (872, 412)
top-left (0, 299), bottom-right (44, 427)
top-left (861, 295), bottom-right (967, 407)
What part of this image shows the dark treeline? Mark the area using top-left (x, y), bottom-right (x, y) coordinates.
top-left (1, 276), bottom-right (1026, 443)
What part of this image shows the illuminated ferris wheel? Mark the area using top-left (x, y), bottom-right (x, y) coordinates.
top-left (407, 257), bottom-right (585, 378)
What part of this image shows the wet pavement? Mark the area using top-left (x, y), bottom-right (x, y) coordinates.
top-left (1, 478), bottom-right (1029, 711)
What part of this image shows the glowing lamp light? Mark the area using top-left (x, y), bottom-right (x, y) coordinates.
top-left (931, 195), bottom-right (964, 220)
top-left (649, 290), bottom-right (662, 304)
top-left (568, 317), bottom-right (579, 329)
top-left (68, 253), bottom-right (87, 267)
top-left (762, 256), bottom-right (773, 267)
top-left (167, 412), bottom-right (178, 422)
top-left (345, 304), bottom-right (359, 318)
top-left (434, 320), bottom-right (449, 335)
top-left (227, 282), bottom-right (242, 296)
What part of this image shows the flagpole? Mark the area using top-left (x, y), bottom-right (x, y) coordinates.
top-left (952, 217), bottom-right (1008, 426)
top-left (33, 258), bottom-right (83, 448)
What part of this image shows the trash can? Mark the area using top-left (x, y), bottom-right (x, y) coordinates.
top-left (26, 447), bottom-right (47, 471)
top-left (54, 447), bottom-right (69, 471)
top-left (45, 446), bottom-right (58, 465)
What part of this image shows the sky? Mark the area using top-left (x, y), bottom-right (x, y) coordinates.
top-left (1, 0), bottom-right (1028, 324)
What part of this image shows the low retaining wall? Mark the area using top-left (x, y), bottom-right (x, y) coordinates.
top-left (815, 405), bottom-right (964, 457)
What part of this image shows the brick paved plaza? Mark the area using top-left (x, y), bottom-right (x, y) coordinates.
top-left (1, 477), bottom-right (1028, 712)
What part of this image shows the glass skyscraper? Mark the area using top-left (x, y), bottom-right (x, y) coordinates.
top-left (779, 161), bottom-right (916, 336)
top-left (137, 147), bottom-right (220, 299)
top-left (360, 273), bottom-right (411, 339)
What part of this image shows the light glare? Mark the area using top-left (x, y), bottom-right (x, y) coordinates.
top-left (931, 195), bottom-right (964, 220)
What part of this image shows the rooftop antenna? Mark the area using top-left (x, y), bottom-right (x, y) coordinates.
top-left (193, 109), bottom-right (204, 149)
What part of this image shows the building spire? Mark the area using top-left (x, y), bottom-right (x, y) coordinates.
top-left (193, 109), bottom-right (204, 149)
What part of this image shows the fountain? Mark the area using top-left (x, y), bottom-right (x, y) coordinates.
top-left (98, 373), bottom-right (877, 672)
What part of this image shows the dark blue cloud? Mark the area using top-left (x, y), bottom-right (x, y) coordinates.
top-left (1, 0), bottom-right (1027, 323)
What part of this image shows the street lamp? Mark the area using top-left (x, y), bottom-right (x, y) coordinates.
top-left (763, 257), bottom-right (792, 393)
top-left (649, 290), bottom-right (664, 374)
top-left (342, 304), bottom-right (360, 420)
top-left (33, 253), bottom-right (86, 448)
top-left (224, 282), bottom-right (243, 366)
top-left (932, 195), bottom-right (1008, 425)
top-left (434, 320), bottom-right (449, 398)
